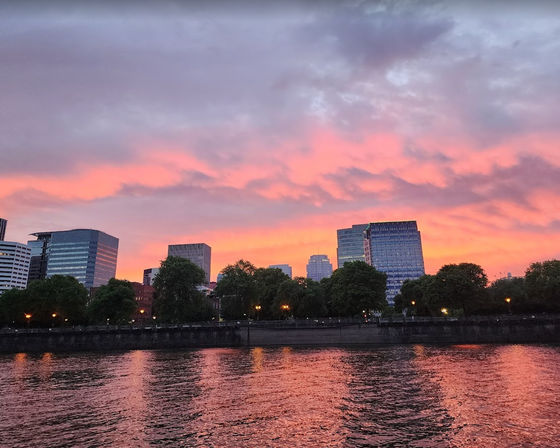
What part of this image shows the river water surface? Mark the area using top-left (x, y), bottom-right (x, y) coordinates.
top-left (0, 345), bottom-right (559, 447)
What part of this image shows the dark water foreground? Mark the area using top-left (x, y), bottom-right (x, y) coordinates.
top-left (0, 345), bottom-right (559, 447)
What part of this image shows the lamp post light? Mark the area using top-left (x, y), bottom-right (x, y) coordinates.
top-left (505, 297), bottom-right (512, 314)
top-left (255, 305), bottom-right (262, 320)
top-left (441, 307), bottom-right (448, 317)
top-left (24, 313), bottom-right (32, 329)
top-left (281, 304), bottom-right (290, 319)
top-left (51, 312), bottom-right (57, 328)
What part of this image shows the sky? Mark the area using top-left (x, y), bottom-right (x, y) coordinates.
top-left (1, 1), bottom-right (559, 282)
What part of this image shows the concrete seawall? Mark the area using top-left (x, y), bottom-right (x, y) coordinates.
top-left (242, 318), bottom-right (560, 346)
top-left (0, 325), bottom-right (241, 353)
top-left (1, 317), bottom-right (558, 353)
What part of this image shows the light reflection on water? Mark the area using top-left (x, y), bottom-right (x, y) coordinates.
top-left (0, 345), bottom-right (559, 447)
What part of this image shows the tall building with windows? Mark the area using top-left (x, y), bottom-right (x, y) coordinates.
top-left (336, 223), bottom-right (368, 268)
top-left (306, 254), bottom-right (333, 282)
top-left (0, 218), bottom-right (7, 241)
top-left (168, 243), bottom-right (211, 283)
top-left (269, 264), bottom-right (293, 278)
top-left (27, 229), bottom-right (119, 289)
top-left (143, 267), bottom-right (160, 286)
top-left (0, 241), bottom-right (31, 294)
top-left (364, 221), bottom-right (425, 303)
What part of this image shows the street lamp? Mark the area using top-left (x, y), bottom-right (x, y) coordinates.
top-left (441, 307), bottom-right (448, 316)
top-left (255, 305), bottom-right (262, 320)
top-left (411, 301), bottom-right (416, 306)
top-left (51, 313), bottom-right (57, 328)
top-left (281, 304), bottom-right (290, 319)
top-left (24, 313), bottom-right (32, 328)
top-left (505, 297), bottom-right (512, 314)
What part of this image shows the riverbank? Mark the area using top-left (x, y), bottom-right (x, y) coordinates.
top-left (1, 316), bottom-right (559, 353)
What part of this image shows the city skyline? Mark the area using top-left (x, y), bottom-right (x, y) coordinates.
top-left (1, 2), bottom-right (559, 283)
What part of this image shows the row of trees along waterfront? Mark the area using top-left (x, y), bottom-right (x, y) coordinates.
top-left (393, 260), bottom-right (560, 316)
top-left (215, 259), bottom-right (387, 320)
top-left (1, 258), bottom-right (559, 327)
top-left (0, 276), bottom-right (140, 327)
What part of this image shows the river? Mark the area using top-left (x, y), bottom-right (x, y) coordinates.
top-left (0, 345), bottom-right (559, 447)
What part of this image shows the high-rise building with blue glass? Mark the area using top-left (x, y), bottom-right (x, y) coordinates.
top-left (28, 229), bottom-right (119, 289)
top-left (306, 254), bottom-right (333, 282)
top-left (336, 224), bottom-right (368, 268)
top-left (364, 221), bottom-right (425, 303)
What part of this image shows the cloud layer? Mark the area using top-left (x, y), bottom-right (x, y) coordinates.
top-left (1, 1), bottom-right (559, 281)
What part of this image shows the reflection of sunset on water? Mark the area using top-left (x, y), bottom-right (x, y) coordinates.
top-left (1, 346), bottom-right (559, 447)
top-left (184, 347), bottom-right (349, 447)
top-left (413, 345), bottom-right (560, 447)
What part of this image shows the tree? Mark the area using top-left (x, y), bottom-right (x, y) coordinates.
top-left (28, 275), bottom-right (88, 325)
top-left (253, 267), bottom-right (290, 319)
top-left (436, 263), bottom-right (488, 315)
top-left (396, 275), bottom-right (444, 316)
top-left (215, 260), bottom-right (257, 320)
top-left (152, 256), bottom-right (213, 322)
top-left (87, 278), bottom-right (137, 324)
top-left (271, 277), bottom-right (326, 318)
top-left (293, 277), bottom-right (327, 318)
top-left (0, 276), bottom-right (88, 327)
top-left (525, 260), bottom-right (560, 312)
top-left (328, 261), bottom-right (387, 316)
top-left (0, 288), bottom-right (32, 326)
top-left (487, 277), bottom-right (528, 314)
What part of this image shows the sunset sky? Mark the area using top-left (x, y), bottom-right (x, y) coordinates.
top-left (1, 1), bottom-right (559, 282)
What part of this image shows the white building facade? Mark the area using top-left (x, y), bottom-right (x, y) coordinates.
top-left (0, 241), bottom-right (32, 294)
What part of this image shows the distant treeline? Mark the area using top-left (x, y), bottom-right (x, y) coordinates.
top-left (1, 257), bottom-right (559, 327)
top-left (393, 260), bottom-right (560, 316)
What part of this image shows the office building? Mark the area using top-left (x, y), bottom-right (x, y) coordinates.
top-left (28, 233), bottom-right (51, 282)
top-left (306, 254), bottom-right (333, 282)
top-left (168, 243), bottom-right (211, 283)
top-left (269, 264), bottom-right (293, 278)
top-left (364, 221), bottom-right (425, 303)
top-left (143, 267), bottom-right (160, 286)
top-left (27, 229), bottom-right (119, 289)
top-left (0, 218), bottom-right (7, 241)
top-left (0, 241), bottom-right (31, 294)
top-left (336, 224), bottom-right (368, 268)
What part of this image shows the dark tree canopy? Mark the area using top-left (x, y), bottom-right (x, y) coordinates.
top-left (273, 277), bottom-right (327, 319)
top-left (525, 260), bottom-right (560, 312)
top-left (152, 256), bottom-right (214, 322)
top-left (253, 267), bottom-right (290, 319)
top-left (328, 261), bottom-right (387, 316)
top-left (215, 260), bottom-right (257, 320)
top-left (395, 274), bottom-right (442, 316)
top-left (435, 263), bottom-right (488, 315)
top-left (487, 277), bottom-right (528, 313)
top-left (0, 275), bottom-right (88, 326)
top-left (87, 278), bottom-right (137, 324)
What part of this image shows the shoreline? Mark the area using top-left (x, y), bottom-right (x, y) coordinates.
top-left (1, 315), bottom-right (559, 353)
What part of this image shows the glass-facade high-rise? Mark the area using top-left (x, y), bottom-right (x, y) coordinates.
top-left (306, 254), bottom-right (333, 282)
top-left (364, 221), bottom-right (425, 303)
top-left (0, 218), bottom-right (7, 241)
top-left (336, 224), bottom-right (367, 268)
top-left (168, 243), bottom-right (211, 283)
top-left (269, 264), bottom-right (293, 278)
top-left (28, 229), bottom-right (119, 289)
top-left (143, 267), bottom-right (160, 286)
